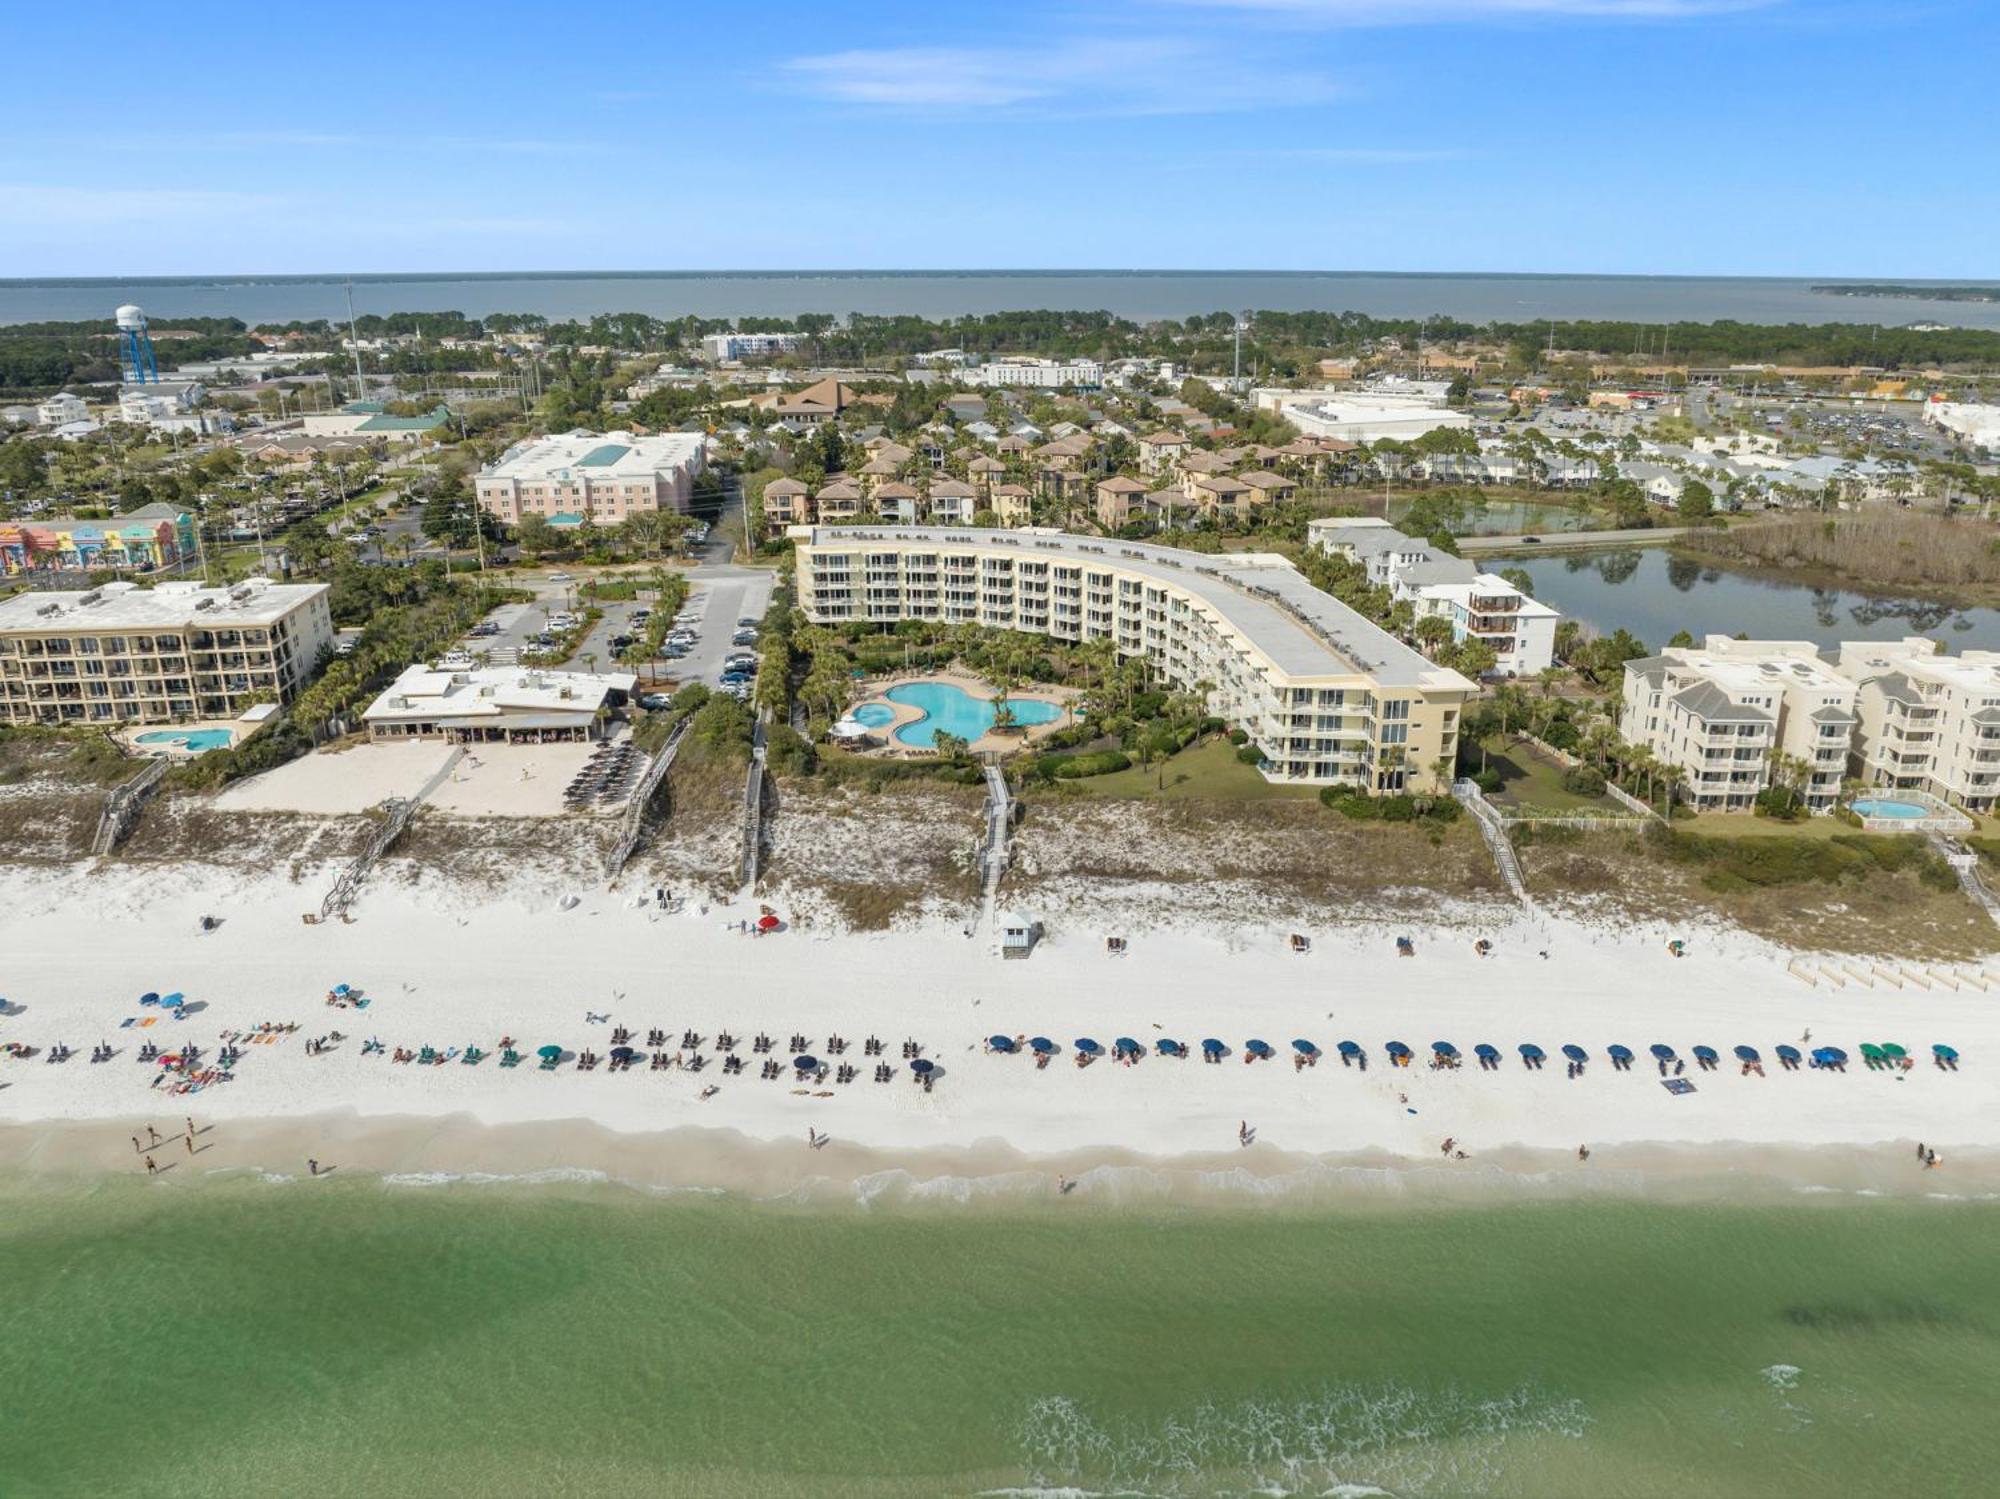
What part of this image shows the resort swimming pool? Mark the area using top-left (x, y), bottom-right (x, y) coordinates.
top-left (881, 681), bottom-right (1063, 748)
top-left (135, 729), bottom-right (234, 754)
top-left (1851, 798), bottom-right (1931, 820)
top-left (852, 703), bottom-right (896, 729)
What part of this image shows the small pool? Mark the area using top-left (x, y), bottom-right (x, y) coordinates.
top-left (136, 729), bottom-right (234, 754)
top-left (881, 681), bottom-right (1063, 748)
top-left (1851, 797), bottom-right (1931, 820)
top-left (851, 703), bottom-right (895, 729)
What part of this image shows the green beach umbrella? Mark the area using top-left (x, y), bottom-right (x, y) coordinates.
top-left (1860, 1043), bottom-right (1887, 1061)
top-left (1881, 1044), bottom-right (1908, 1059)
top-left (537, 1045), bottom-right (563, 1060)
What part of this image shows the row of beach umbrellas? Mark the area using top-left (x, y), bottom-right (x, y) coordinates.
top-left (991, 1036), bottom-right (1962, 1066)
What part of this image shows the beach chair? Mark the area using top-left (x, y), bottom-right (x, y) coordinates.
top-left (499, 1049), bottom-right (522, 1068)
top-left (1289, 934), bottom-right (1311, 954)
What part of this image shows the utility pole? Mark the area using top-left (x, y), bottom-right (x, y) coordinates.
top-left (344, 282), bottom-right (367, 402)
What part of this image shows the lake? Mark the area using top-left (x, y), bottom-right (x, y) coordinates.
top-left (1499, 547), bottom-right (2000, 653)
top-left (5, 270), bottom-right (2000, 329)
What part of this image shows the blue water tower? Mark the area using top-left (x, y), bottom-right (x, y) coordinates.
top-left (116, 303), bottom-right (159, 384)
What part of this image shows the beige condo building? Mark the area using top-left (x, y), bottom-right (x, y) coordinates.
top-left (1833, 637), bottom-right (2000, 813)
top-left (789, 525), bottom-right (1474, 790)
top-left (0, 578), bottom-right (335, 726)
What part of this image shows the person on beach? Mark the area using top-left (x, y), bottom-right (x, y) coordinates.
top-left (308, 1159), bottom-right (319, 1177)
top-left (1578, 1145), bottom-right (1591, 1163)
top-left (185, 1133), bottom-right (194, 1155)
top-left (146, 1126), bottom-right (159, 1146)
top-left (143, 1155), bottom-right (157, 1175)
top-left (1918, 1141), bottom-right (1926, 1161)
top-left (131, 1135), bottom-right (142, 1154)
top-left (1441, 1138), bottom-right (1455, 1156)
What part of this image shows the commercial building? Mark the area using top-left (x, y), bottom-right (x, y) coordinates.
top-left (0, 578), bottom-right (334, 726)
top-left (1254, 388), bottom-right (1471, 444)
top-left (790, 525), bottom-right (1474, 789)
top-left (1833, 638), bottom-right (2000, 812)
top-left (1619, 638), bottom-right (1857, 814)
top-left (701, 332), bottom-right (801, 362)
top-left (475, 429), bottom-right (707, 527)
top-left (0, 503), bottom-right (198, 577)
top-left (970, 357), bottom-right (1103, 390)
top-left (362, 663), bottom-right (636, 744)
top-left (302, 400), bottom-right (448, 444)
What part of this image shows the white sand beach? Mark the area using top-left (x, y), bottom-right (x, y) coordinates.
top-left (0, 852), bottom-right (1993, 1201)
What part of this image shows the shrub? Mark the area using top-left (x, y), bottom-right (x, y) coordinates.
top-left (1235, 745), bottom-right (1265, 766)
top-left (1227, 728), bottom-right (1248, 746)
top-left (1472, 766), bottom-right (1503, 794)
top-left (1561, 763), bottom-right (1606, 798)
top-left (1051, 750), bottom-right (1132, 779)
top-left (1753, 785), bottom-right (1806, 822)
top-left (1378, 794), bottom-right (1418, 822)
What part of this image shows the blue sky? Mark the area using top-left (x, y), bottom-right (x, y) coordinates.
top-left (3, 0), bottom-right (1990, 278)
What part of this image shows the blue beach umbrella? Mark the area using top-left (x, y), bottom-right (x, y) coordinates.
top-left (1734, 1045), bottom-right (1761, 1063)
top-left (1245, 1039), bottom-right (1274, 1058)
top-left (1812, 1047), bottom-right (1847, 1065)
top-left (1337, 1040), bottom-right (1362, 1057)
top-left (1074, 1038), bottom-right (1103, 1056)
top-left (610, 1046), bottom-right (636, 1063)
top-left (1386, 1041), bottom-right (1412, 1059)
top-left (1474, 1044), bottom-right (1500, 1061)
top-left (1029, 1036), bottom-right (1056, 1054)
top-left (1202, 1038), bottom-right (1226, 1057)
top-left (1608, 1044), bottom-right (1634, 1062)
top-left (793, 1054), bottom-right (820, 1071)
top-left (1431, 1041), bottom-right (1458, 1058)
top-left (1693, 1045), bottom-right (1719, 1063)
top-left (1115, 1037), bottom-right (1144, 1057)
top-left (140, 992), bottom-right (160, 1005)
top-left (1157, 1039), bottom-right (1186, 1057)
top-left (1518, 1043), bottom-right (1545, 1061)
top-left (988, 1035), bottom-right (1019, 1053)
top-left (162, 993), bottom-right (183, 1007)
top-left (1561, 1044), bottom-right (1588, 1063)
top-left (911, 1058), bottom-right (936, 1076)
top-left (1934, 1043), bottom-right (1959, 1061)
top-left (1650, 1044), bottom-right (1676, 1061)
top-left (1776, 1044), bottom-right (1803, 1064)
top-left (1292, 1039), bottom-right (1319, 1056)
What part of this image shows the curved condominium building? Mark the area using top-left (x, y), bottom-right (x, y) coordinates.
top-left (790, 526), bottom-right (1474, 790)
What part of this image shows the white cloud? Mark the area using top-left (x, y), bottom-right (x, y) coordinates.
top-left (783, 38), bottom-right (1335, 114)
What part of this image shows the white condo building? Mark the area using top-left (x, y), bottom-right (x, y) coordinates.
top-left (701, 332), bottom-right (801, 362)
top-left (35, 393), bottom-right (88, 428)
top-left (790, 525), bottom-right (1475, 790)
top-left (970, 358), bottom-right (1103, 389)
top-left (1832, 637), bottom-right (2000, 813)
top-left (475, 430), bottom-right (707, 527)
top-left (1620, 638), bottom-right (1857, 813)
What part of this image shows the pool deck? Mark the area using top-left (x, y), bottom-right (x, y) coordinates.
top-left (120, 719), bottom-right (244, 760)
top-left (847, 669), bottom-right (1080, 758)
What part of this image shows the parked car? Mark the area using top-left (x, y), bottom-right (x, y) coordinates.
top-left (639, 692), bottom-right (672, 710)
top-left (731, 631), bottom-right (758, 646)
top-left (736, 616), bottom-right (760, 628)
top-left (609, 634), bottom-right (635, 651)
top-left (547, 571), bottom-right (571, 581)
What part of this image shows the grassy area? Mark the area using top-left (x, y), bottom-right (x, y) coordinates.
top-left (1482, 736), bottom-right (1637, 818)
top-left (1075, 736), bottom-right (1320, 801)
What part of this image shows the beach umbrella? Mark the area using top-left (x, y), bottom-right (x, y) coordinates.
top-left (1934, 1043), bottom-right (1959, 1061)
top-left (1246, 1039), bottom-right (1274, 1058)
top-left (757, 914), bottom-right (780, 932)
top-left (1518, 1043), bottom-right (1545, 1060)
top-left (793, 1054), bottom-right (820, 1071)
top-left (140, 992), bottom-right (160, 1005)
top-left (536, 1045), bottom-right (563, 1060)
top-left (1202, 1038), bottom-right (1226, 1057)
top-left (988, 1035), bottom-right (1019, 1053)
top-left (1157, 1039), bottom-right (1185, 1057)
top-left (1115, 1037), bottom-right (1144, 1057)
top-left (1881, 1044), bottom-right (1907, 1060)
top-left (1292, 1039), bottom-right (1320, 1056)
top-left (1776, 1044), bottom-right (1803, 1063)
top-left (1859, 1043), bottom-right (1886, 1062)
top-left (333, 983), bottom-right (351, 996)
top-left (1693, 1045), bottom-right (1718, 1062)
top-left (1431, 1041), bottom-right (1458, 1058)
top-left (1734, 1045), bottom-right (1761, 1062)
top-left (1474, 1044), bottom-right (1500, 1061)
top-left (1074, 1038), bottom-right (1103, 1056)
top-left (1337, 1040), bottom-right (1362, 1057)
top-left (1649, 1044), bottom-right (1675, 1060)
top-left (610, 1046), bottom-right (636, 1062)
top-left (1608, 1044), bottom-right (1634, 1062)
top-left (1029, 1036), bottom-right (1057, 1055)
top-left (162, 993), bottom-right (183, 1006)
top-left (911, 1058), bottom-right (936, 1076)
top-left (1386, 1041), bottom-right (1412, 1059)
top-left (1561, 1044), bottom-right (1588, 1063)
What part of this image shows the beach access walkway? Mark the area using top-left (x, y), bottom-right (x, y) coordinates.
top-left (316, 748), bottom-right (465, 921)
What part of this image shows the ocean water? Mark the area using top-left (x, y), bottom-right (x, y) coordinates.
top-left (2, 1176), bottom-right (1996, 1497)
top-left (3, 271), bottom-right (1999, 329)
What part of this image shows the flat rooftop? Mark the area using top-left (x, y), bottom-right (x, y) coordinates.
top-left (364, 663), bottom-right (639, 724)
top-left (799, 526), bottom-right (1471, 690)
top-left (483, 429), bottom-right (705, 481)
top-left (0, 579), bottom-right (328, 631)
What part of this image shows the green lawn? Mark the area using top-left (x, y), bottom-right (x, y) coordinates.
top-left (1481, 736), bottom-right (1637, 817)
top-left (1076, 736), bottom-right (1321, 801)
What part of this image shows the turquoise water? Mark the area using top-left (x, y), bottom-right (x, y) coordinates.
top-left (4, 1179), bottom-right (2000, 1497)
top-left (135, 728), bottom-right (233, 752)
top-left (885, 682), bottom-right (1062, 747)
top-left (1853, 798), bottom-right (1930, 820)
top-left (852, 703), bottom-right (895, 729)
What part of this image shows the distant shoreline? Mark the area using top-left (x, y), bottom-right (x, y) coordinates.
top-left (1813, 283), bottom-right (2000, 303)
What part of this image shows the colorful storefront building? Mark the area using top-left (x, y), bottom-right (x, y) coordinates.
top-left (0, 505), bottom-right (196, 577)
